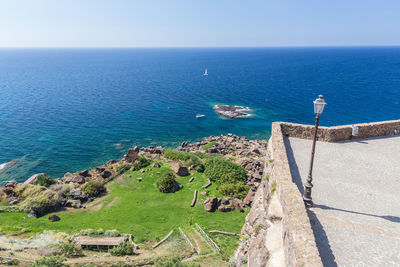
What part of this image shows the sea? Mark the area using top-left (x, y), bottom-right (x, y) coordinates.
top-left (0, 47), bottom-right (399, 183)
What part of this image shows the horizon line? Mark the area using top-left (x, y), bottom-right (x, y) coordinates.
top-left (0, 45), bottom-right (400, 49)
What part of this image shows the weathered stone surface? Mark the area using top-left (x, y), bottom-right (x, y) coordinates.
top-left (152, 162), bottom-right (160, 168)
top-left (122, 148), bottom-right (139, 162)
top-left (65, 175), bottom-right (85, 184)
top-left (48, 215), bottom-right (60, 222)
top-left (101, 170), bottom-right (112, 179)
top-left (69, 188), bottom-right (86, 200)
top-left (280, 119), bottom-right (400, 142)
top-left (170, 162), bottom-right (189, 176)
top-left (66, 199), bottom-right (81, 208)
top-left (79, 170), bottom-right (91, 177)
top-left (204, 197), bottom-right (218, 212)
top-left (107, 159), bottom-right (117, 165)
top-left (243, 187), bottom-right (257, 206)
top-left (24, 173), bottom-right (45, 184)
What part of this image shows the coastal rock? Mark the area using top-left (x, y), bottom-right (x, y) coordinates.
top-left (152, 162), bottom-right (161, 168)
top-left (217, 198), bottom-right (235, 212)
top-left (243, 187), bottom-right (257, 206)
top-left (79, 170), bottom-right (91, 177)
top-left (69, 188), bottom-right (87, 200)
top-left (204, 197), bottom-right (218, 212)
top-left (65, 175), bottom-right (85, 184)
top-left (66, 199), bottom-right (81, 208)
top-left (24, 173), bottom-right (46, 185)
top-left (171, 162), bottom-right (189, 176)
top-left (101, 170), bottom-right (112, 179)
top-left (7, 197), bottom-right (19, 205)
top-left (123, 148), bottom-right (139, 162)
top-left (214, 105), bottom-right (253, 118)
top-left (48, 215), bottom-right (60, 222)
top-left (107, 160), bottom-right (117, 165)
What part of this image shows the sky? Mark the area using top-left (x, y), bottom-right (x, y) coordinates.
top-left (0, 0), bottom-right (399, 47)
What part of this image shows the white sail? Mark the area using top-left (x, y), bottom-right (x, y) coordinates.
top-left (203, 68), bottom-right (208, 76)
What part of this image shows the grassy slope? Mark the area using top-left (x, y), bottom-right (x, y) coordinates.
top-left (0, 163), bottom-right (247, 245)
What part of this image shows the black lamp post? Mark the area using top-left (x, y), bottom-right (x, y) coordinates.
top-left (303, 95), bottom-right (327, 208)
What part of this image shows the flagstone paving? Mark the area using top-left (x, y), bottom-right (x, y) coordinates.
top-left (285, 136), bottom-right (400, 267)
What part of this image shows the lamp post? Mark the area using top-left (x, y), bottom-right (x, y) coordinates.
top-left (303, 95), bottom-right (327, 208)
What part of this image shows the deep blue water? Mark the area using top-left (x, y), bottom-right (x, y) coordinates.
top-left (0, 47), bottom-right (399, 183)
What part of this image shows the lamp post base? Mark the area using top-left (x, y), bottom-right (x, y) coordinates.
top-left (303, 196), bottom-right (313, 208)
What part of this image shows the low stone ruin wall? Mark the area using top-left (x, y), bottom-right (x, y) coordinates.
top-left (269, 122), bottom-right (322, 266)
top-left (280, 119), bottom-right (400, 142)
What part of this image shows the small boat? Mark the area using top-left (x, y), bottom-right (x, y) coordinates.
top-left (196, 114), bottom-right (205, 118)
top-left (203, 68), bottom-right (208, 76)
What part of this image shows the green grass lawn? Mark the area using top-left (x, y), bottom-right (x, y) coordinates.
top-left (0, 162), bottom-right (248, 246)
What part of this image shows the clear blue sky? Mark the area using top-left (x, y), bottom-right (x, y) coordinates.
top-left (0, 0), bottom-right (399, 47)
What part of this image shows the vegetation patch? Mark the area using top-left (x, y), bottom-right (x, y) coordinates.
top-left (34, 174), bottom-right (55, 187)
top-left (108, 241), bottom-right (134, 256)
top-left (202, 141), bottom-right (215, 151)
top-left (204, 158), bottom-right (246, 184)
top-left (82, 180), bottom-right (105, 197)
top-left (156, 171), bottom-right (179, 193)
top-left (133, 156), bottom-right (151, 170)
top-left (15, 184), bottom-right (60, 215)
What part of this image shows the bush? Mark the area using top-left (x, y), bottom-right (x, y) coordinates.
top-left (15, 184), bottom-right (60, 215)
top-left (108, 241), bottom-right (134, 256)
top-left (34, 174), bottom-right (55, 187)
top-left (154, 256), bottom-right (200, 267)
top-left (30, 255), bottom-right (67, 267)
top-left (163, 149), bottom-right (192, 161)
top-left (82, 180), bottom-right (104, 197)
top-left (204, 157), bottom-right (246, 184)
top-left (218, 182), bottom-right (250, 199)
top-left (184, 156), bottom-right (205, 173)
top-left (114, 164), bottom-right (130, 174)
top-left (58, 241), bottom-right (83, 257)
top-left (96, 228), bottom-right (104, 235)
top-left (104, 229), bottom-right (120, 237)
top-left (133, 156), bottom-right (151, 170)
top-left (202, 141), bottom-right (215, 151)
top-left (156, 172), bottom-right (177, 193)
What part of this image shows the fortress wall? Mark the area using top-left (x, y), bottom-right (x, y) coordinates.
top-left (279, 119), bottom-right (400, 142)
top-left (269, 122), bottom-right (323, 267)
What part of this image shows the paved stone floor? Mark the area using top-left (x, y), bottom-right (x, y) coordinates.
top-left (285, 136), bottom-right (400, 267)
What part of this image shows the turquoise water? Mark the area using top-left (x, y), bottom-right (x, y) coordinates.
top-left (0, 47), bottom-right (399, 183)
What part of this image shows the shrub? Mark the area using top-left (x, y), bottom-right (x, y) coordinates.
top-left (154, 256), bottom-right (200, 267)
top-left (96, 228), bottom-right (104, 235)
top-left (202, 141), bottom-right (215, 151)
top-left (15, 184), bottom-right (60, 215)
top-left (114, 164), bottom-right (130, 174)
top-left (184, 156), bottom-right (205, 173)
top-left (204, 157), bottom-right (246, 184)
top-left (133, 156), bottom-right (151, 170)
top-left (108, 241), bottom-right (134, 256)
top-left (34, 174), bottom-right (55, 187)
top-left (30, 255), bottom-right (67, 267)
top-left (156, 172), bottom-right (177, 193)
top-left (82, 180), bottom-right (104, 197)
top-left (218, 182), bottom-right (250, 199)
top-left (104, 229), bottom-right (120, 237)
top-left (58, 241), bottom-right (83, 257)
top-left (163, 149), bottom-right (192, 161)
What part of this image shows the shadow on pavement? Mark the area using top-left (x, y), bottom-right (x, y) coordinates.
top-left (314, 204), bottom-right (400, 223)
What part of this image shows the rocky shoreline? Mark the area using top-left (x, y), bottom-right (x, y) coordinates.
top-left (213, 104), bottom-right (254, 118)
top-left (0, 134), bottom-right (267, 217)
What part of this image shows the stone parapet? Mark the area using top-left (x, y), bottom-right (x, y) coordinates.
top-left (269, 122), bottom-right (323, 266)
top-left (279, 119), bottom-right (400, 142)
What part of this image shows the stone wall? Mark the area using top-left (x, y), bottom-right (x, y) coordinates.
top-left (269, 122), bottom-right (323, 267)
top-left (280, 119), bottom-right (400, 142)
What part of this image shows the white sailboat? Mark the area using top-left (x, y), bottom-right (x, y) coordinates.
top-left (203, 68), bottom-right (208, 76)
top-left (196, 114), bottom-right (205, 118)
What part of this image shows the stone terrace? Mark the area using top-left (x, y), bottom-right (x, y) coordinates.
top-left (286, 136), bottom-right (400, 266)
